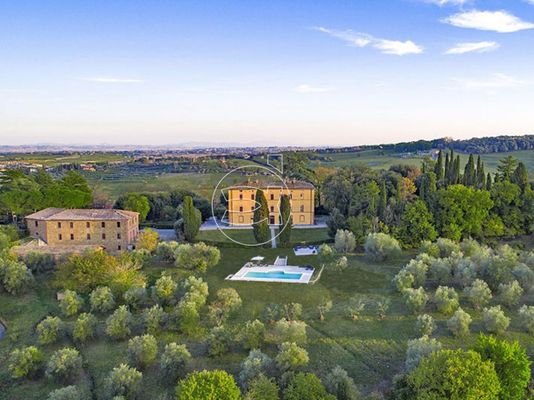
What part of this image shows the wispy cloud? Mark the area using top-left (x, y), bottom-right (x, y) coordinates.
top-left (452, 73), bottom-right (527, 89)
top-left (424, 0), bottom-right (469, 6)
top-left (314, 27), bottom-right (423, 56)
top-left (294, 84), bottom-right (333, 93)
top-left (81, 77), bottom-right (144, 84)
top-left (442, 10), bottom-right (534, 33)
top-left (445, 41), bottom-right (499, 54)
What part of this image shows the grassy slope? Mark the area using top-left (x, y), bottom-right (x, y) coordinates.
top-left (1, 246), bottom-right (533, 399)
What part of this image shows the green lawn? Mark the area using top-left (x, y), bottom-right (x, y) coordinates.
top-left (196, 228), bottom-right (330, 246)
top-left (1, 247), bottom-right (533, 399)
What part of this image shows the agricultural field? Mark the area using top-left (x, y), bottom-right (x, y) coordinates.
top-left (0, 152), bottom-right (129, 167)
top-left (1, 243), bottom-right (532, 399)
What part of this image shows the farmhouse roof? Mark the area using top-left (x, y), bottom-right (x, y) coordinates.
top-left (25, 208), bottom-right (139, 221)
top-left (228, 179), bottom-right (314, 190)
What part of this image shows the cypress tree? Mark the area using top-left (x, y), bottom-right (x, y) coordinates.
top-left (486, 173), bottom-right (493, 191)
top-left (444, 153), bottom-right (450, 186)
top-left (434, 151), bottom-right (444, 185)
top-left (182, 196), bottom-right (202, 241)
top-left (378, 180), bottom-right (387, 220)
top-left (463, 154), bottom-right (475, 187)
top-left (512, 162), bottom-right (529, 192)
top-left (477, 157), bottom-right (486, 189)
top-left (454, 155), bottom-right (461, 184)
top-left (253, 190), bottom-right (271, 246)
top-left (278, 194), bottom-right (292, 247)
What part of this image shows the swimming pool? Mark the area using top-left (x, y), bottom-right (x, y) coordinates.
top-left (245, 270), bottom-right (303, 280)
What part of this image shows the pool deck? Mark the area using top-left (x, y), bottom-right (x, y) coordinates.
top-left (227, 265), bottom-right (314, 284)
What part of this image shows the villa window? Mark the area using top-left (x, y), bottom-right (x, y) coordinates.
top-left (101, 221), bottom-right (106, 228)
top-left (300, 205), bottom-right (305, 212)
top-left (251, 194), bottom-right (255, 200)
top-left (239, 206), bottom-right (243, 212)
top-left (86, 222), bottom-right (90, 228)
top-left (87, 233), bottom-right (91, 240)
top-left (270, 194), bottom-right (274, 200)
top-left (117, 233), bottom-right (121, 239)
top-left (299, 215), bottom-right (305, 223)
top-left (300, 193), bottom-right (303, 198)
top-left (270, 206), bottom-right (274, 212)
top-left (239, 194), bottom-right (243, 200)
top-left (102, 233), bottom-right (106, 240)
top-left (35, 221), bottom-right (38, 227)
top-left (118, 245), bottom-right (121, 251)
top-left (70, 222), bottom-right (74, 229)
top-left (117, 221), bottom-right (121, 228)
top-left (70, 234), bottom-right (74, 240)
top-left (57, 222), bottom-right (61, 228)
top-left (58, 234), bottom-right (62, 241)
top-left (251, 206), bottom-right (254, 211)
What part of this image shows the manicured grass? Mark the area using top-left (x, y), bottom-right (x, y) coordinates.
top-left (1, 247), bottom-right (533, 399)
top-left (196, 228), bottom-right (330, 246)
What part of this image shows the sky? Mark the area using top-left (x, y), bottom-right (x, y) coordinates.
top-left (1, 0), bottom-right (534, 147)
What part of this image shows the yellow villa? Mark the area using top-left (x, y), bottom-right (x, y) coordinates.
top-left (227, 180), bottom-right (315, 226)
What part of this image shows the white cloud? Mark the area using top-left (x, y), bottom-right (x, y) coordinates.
top-left (452, 73), bottom-right (527, 89)
top-left (442, 10), bottom-right (534, 33)
top-left (445, 41), bottom-right (499, 54)
top-left (314, 27), bottom-right (423, 55)
top-left (294, 84), bottom-right (332, 93)
top-left (424, 0), bottom-right (469, 6)
top-left (82, 77), bottom-right (144, 83)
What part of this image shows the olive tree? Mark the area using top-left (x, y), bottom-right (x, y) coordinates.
top-left (45, 347), bottom-right (82, 383)
top-left (324, 366), bottom-right (360, 400)
top-left (37, 316), bottom-right (63, 345)
top-left (89, 286), bottom-right (115, 313)
top-left (153, 274), bottom-right (177, 305)
top-left (241, 319), bottom-right (266, 350)
top-left (142, 304), bottom-right (165, 334)
top-left (176, 370), bottom-right (241, 400)
top-left (105, 364), bottom-right (143, 400)
top-left (208, 288), bottom-right (242, 326)
top-left (105, 305), bottom-right (133, 340)
top-left (239, 349), bottom-right (274, 390)
top-left (275, 342), bottom-right (309, 371)
top-left (72, 312), bottom-right (97, 343)
top-left (123, 286), bottom-right (148, 310)
top-left (174, 242), bottom-right (221, 272)
top-left (518, 305), bottom-right (534, 334)
top-left (270, 319), bottom-right (307, 345)
top-left (498, 280), bottom-right (523, 308)
top-left (434, 286), bottom-right (459, 315)
top-left (46, 386), bottom-right (83, 400)
top-left (416, 314), bottom-right (436, 337)
top-left (59, 290), bottom-right (84, 317)
top-left (403, 287), bottom-right (428, 314)
top-left (159, 342), bottom-right (191, 382)
top-left (245, 375), bottom-right (279, 400)
top-left (405, 335), bottom-right (442, 371)
top-left (334, 229), bottom-right (356, 254)
top-left (446, 308), bottom-right (472, 337)
top-left (8, 346), bottom-right (44, 379)
top-left (0, 258), bottom-right (33, 295)
top-left (127, 334), bottom-right (158, 369)
top-left (464, 279), bottom-right (492, 310)
top-left (483, 306), bottom-right (510, 334)
top-left (364, 233), bottom-right (401, 261)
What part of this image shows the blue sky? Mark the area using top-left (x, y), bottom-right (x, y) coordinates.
top-left (1, 0), bottom-right (534, 146)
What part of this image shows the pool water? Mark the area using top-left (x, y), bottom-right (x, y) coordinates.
top-left (245, 271), bottom-right (303, 280)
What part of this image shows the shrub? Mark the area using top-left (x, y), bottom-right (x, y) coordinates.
top-left (474, 335), bottom-right (531, 400)
top-left (159, 342), bottom-right (191, 382)
top-left (416, 314), bottom-right (435, 337)
top-left (8, 346), bottom-right (44, 379)
top-left (405, 335), bottom-right (442, 371)
top-left (364, 233), bottom-right (401, 261)
top-left (270, 319), bottom-right (307, 344)
top-left (207, 326), bottom-right (231, 357)
top-left (334, 230), bottom-right (356, 253)
top-left (105, 364), bottom-right (142, 399)
top-left (59, 290), bottom-right (83, 317)
top-left (136, 228), bottom-right (159, 252)
top-left (404, 349), bottom-right (501, 400)
top-left (239, 349), bottom-right (274, 390)
top-left (155, 241), bottom-right (179, 263)
top-left (498, 280), bottom-right (523, 308)
top-left (127, 334), bottom-right (158, 369)
top-left (45, 347), bottom-right (82, 383)
top-left (324, 366), bottom-right (360, 400)
top-left (403, 287), bottom-right (428, 314)
top-left (123, 286), bottom-right (148, 310)
top-left (89, 286), bottom-right (115, 313)
top-left (175, 300), bottom-right (200, 336)
top-left (142, 304), bottom-right (165, 334)
top-left (483, 306), bottom-right (510, 334)
top-left (283, 372), bottom-right (335, 400)
top-left (72, 313), bottom-right (97, 343)
top-left (37, 316), bottom-right (63, 345)
top-left (447, 308), bottom-right (472, 337)
top-left (241, 319), bottom-right (266, 350)
top-left (105, 305), bottom-right (132, 340)
top-left (24, 252), bottom-right (55, 274)
top-left (518, 305), bottom-right (534, 334)
top-left (176, 370), bottom-right (241, 400)
top-left (245, 375), bottom-right (279, 400)
top-left (464, 279), bottom-right (492, 310)
top-left (434, 286), bottom-right (459, 315)
top-left (275, 342), bottom-right (309, 371)
top-left (174, 242), bottom-right (221, 272)
top-left (46, 386), bottom-right (82, 400)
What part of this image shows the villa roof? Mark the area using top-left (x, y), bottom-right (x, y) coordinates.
top-left (26, 207), bottom-right (139, 221)
top-left (228, 180), bottom-right (314, 190)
